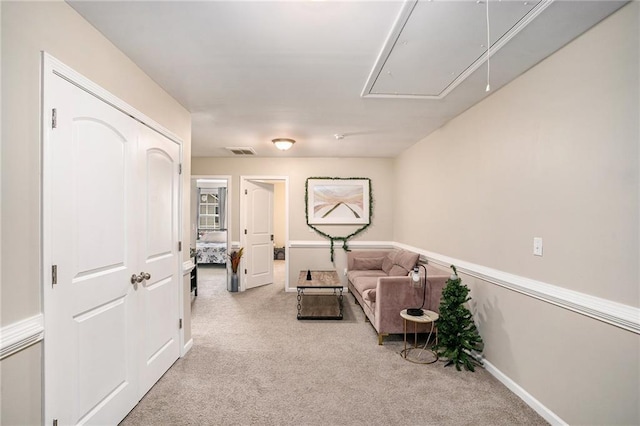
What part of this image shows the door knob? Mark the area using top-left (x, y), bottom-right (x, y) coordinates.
top-left (130, 272), bottom-right (151, 285)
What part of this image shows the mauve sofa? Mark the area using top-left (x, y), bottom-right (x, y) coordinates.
top-left (346, 249), bottom-right (450, 345)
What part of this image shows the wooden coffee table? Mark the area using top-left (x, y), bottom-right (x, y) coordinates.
top-left (296, 270), bottom-right (343, 320)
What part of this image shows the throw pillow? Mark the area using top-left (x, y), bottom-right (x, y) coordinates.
top-left (388, 264), bottom-right (410, 276)
top-left (363, 288), bottom-right (376, 303)
top-left (353, 257), bottom-right (384, 270)
top-left (381, 251), bottom-right (397, 274)
top-left (394, 249), bottom-right (420, 272)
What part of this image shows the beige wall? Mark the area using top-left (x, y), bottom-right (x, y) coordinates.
top-left (394, 4), bottom-right (639, 424)
top-left (192, 157), bottom-right (395, 287)
top-left (0, 343), bottom-right (42, 425)
top-left (1, 1), bottom-right (191, 424)
top-left (192, 157), bottom-right (395, 243)
top-left (394, 4), bottom-right (638, 306)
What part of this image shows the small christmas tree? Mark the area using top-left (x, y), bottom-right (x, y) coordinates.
top-left (435, 265), bottom-right (484, 371)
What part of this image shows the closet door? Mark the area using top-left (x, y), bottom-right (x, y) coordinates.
top-left (44, 71), bottom-right (181, 425)
top-left (46, 74), bottom-right (139, 425)
top-left (137, 125), bottom-right (181, 394)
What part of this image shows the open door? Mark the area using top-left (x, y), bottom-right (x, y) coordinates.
top-left (244, 180), bottom-right (274, 290)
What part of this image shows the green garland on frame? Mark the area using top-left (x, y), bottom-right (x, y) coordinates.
top-left (305, 177), bottom-right (373, 262)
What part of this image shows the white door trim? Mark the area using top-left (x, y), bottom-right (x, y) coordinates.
top-left (41, 52), bottom-right (184, 422)
top-left (239, 176), bottom-right (289, 292)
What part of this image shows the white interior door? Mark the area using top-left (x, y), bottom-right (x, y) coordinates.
top-left (137, 125), bottom-right (181, 394)
top-left (45, 74), bottom-right (139, 425)
top-left (44, 70), bottom-right (181, 424)
top-left (245, 180), bottom-right (274, 289)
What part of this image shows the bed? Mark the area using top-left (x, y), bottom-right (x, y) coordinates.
top-left (196, 231), bottom-right (228, 264)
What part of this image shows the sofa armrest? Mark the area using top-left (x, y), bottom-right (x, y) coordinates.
top-left (372, 267), bottom-right (450, 334)
top-left (373, 275), bottom-right (424, 331)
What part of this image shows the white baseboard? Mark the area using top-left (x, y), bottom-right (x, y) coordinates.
top-left (0, 314), bottom-right (44, 360)
top-left (288, 239), bottom-right (638, 423)
top-left (182, 338), bottom-right (193, 357)
top-left (482, 358), bottom-right (567, 425)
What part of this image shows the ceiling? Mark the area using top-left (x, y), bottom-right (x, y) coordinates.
top-left (68, 0), bottom-right (627, 158)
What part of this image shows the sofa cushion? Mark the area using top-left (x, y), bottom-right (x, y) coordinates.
top-left (352, 257), bottom-right (385, 271)
top-left (381, 251), bottom-right (397, 274)
top-left (347, 270), bottom-right (386, 283)
top-left (362, 288), bottom-right (376, 303)
top-left (351, 276), bottom-right (378, 295)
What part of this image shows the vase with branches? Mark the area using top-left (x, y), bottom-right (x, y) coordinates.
top-left (228, 248), bottom-right (243, 292)
top-left (228, 247), bottom-right (244, 273)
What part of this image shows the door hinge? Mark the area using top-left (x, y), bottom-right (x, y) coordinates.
top-left (244, 268), bottom-right (247, 275)
top-left (179, 318), bottom-right (183, 329)
top-left (51, 108), bottom-right (57, 129)
top-left (244, 189), bottom-right (247, 195)
top-left (178, 163), bottom-right (182, 175)
top-left (52, 265), bottom-right (58, 286)
top-left (53, 419), bottom-right (58, 426)
top-left (178, 241), bottom-right (182, 251)
top-left (244, 229), bottom-right (247, 235)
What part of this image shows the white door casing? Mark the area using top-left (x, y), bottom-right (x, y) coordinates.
top-left (244, 180), bottom-right (274, 290)
top-left (43, 57), bottom-right (182, 425)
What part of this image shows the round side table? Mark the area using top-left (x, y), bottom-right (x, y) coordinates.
top-left (400, 309), bottom-right (439, 364)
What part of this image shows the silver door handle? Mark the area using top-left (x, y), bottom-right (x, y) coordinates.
top-left (130, 272), bottom-right (151, 285)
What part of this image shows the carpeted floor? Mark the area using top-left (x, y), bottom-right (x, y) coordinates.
top-left (120, 261), bottom-right (547, 425)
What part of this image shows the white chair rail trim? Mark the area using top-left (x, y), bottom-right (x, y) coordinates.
top-left (0, 314), bottom-right (44, 360)
top-left (289, 240), bottom-right (639, 334)
top-left (289, 240), bottom-right (394, 249)
top-left (395, 242), bottom-right (640, 335)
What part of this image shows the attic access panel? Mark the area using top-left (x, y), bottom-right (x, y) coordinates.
top-left (366, 0), bottom-right (542, 98)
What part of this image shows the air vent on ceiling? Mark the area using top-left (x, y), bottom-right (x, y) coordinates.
top-left (225, 147), bottom-right (256, 156)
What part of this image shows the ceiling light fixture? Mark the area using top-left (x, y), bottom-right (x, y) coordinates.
top-left (272, 138), bottom-right (295, 151)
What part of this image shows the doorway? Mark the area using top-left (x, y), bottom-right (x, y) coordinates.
top-left (191, 176), bottom-right (231, 290)
top-left (240, 176), bottom-right (289, 292)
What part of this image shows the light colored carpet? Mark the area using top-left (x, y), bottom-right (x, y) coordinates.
top-left (121, 261), bottom-right (547, 425)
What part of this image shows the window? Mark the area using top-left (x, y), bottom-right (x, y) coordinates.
top-left (199, 193), bottom-right (220, 230)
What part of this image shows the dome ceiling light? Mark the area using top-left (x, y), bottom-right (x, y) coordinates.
top-left (272, 138), bottom-right (295, 151)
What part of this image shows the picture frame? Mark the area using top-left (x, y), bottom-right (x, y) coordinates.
top-left (306, 178), bottom-right (371, 225)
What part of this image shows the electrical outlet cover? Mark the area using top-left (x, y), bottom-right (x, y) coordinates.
top-left (533, 237), bottom-right (543, 256)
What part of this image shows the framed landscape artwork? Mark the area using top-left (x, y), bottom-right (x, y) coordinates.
top-left (306, 178), bottom-right (371, 225)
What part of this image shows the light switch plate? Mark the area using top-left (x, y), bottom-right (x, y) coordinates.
top-left (533, 237), bottom-right (543, 256)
